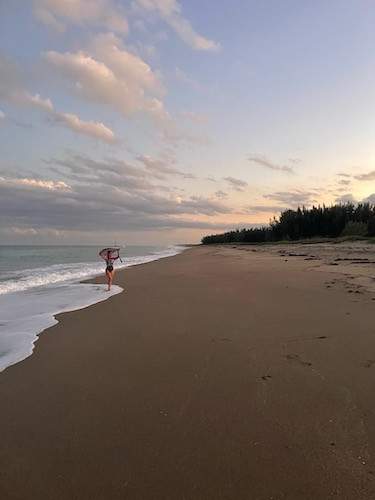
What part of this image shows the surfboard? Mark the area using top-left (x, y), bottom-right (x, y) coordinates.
top-left (99, 247), bottom-right (121, 261)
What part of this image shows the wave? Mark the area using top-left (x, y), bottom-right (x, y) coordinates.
top-left (0, 245), bottom-right (184, 295)
top-left (0, 283), bottom-right (123, 372)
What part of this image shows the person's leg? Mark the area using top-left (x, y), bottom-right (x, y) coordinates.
top-left (108, 270), bottom-right (114, 290)
top-left (105, 270), bottom-right (111, 291)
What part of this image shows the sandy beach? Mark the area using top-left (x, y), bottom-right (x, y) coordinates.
top-left (1, 244), bottom-right (375, 499)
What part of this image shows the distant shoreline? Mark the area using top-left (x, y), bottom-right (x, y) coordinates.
top-left (202, 234), bottom-right (375, 246)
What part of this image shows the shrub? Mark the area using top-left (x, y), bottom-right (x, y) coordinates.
top-left (368, 216), bottom-right (375, 236)
top-left (201, 202), bottom-right (375, 244)
top-left (341, 221), bottom-right (368, 237)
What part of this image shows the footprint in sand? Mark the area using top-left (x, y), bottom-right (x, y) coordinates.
top-left (211, 337), bottom-right (233, 343)
top-left (285, 354), bottom-right (312, 367)
top-left (363, 360), bottom-right (375, 368)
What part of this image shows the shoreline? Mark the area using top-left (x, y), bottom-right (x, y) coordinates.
top-left (1, 244), bottom-right (375, 499)
top-left (0, 246), bottom-right (185, 373)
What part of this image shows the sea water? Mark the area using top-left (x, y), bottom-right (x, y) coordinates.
top-left (0, 245), bottom-right (184, 372)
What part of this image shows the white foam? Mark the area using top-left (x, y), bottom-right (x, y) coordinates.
top-left (0, 245), bottom-right (184, 295)
top-left (0, 283), bottom-right (122, 372)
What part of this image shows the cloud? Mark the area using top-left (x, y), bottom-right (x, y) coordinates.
top-left (0, 175), bottom-right (70, 192)
top-left (263, 189), bottom-right (317, 207)
top-left (364, 193), bottom-right (375, 204)
top-left (9, 227), bottom-right (39, 236)
top-left (33, 0), bottom-right (128, 33)
top-left (0, 55), bottom-right (115, 143)
top-left (52, 112), bottom-right (115, 143)
top-left (45, 154), bottom-right (200, 199)
top-left (0, 109), bottom-right (5, 120)
top-left (19, 91), bottom-right (115, 143)
top-left (245, 205), bottom-right (287, 214)
top-left (338, 179), bottom-right (351, 186)
top-left (224, 176), bottom-right (248, 191)
top-left (0, 159), bottom-right (231, 235)
top-left (354, 170), bottom-right (375, 181)
top-left (215, 190), bottom-right (228, 200)
top-left (136, 155), bottom-right (195, 179)
top-left (44, 33), bottom-right (167, 121)
top-left (19, 92), bottom-right (54, 111)
top-left (248, 155), bottom-right (295, 174)
top-left (133, 0), bottom-right (219, 51)
top-left (46, 153), bottom-right (160, 191)
top-left (335, 193), bottom-right (357, 204)
top-left (338, 172), bottom-right (351, 178)
top-left (46, 153), bottom-right (196, 194)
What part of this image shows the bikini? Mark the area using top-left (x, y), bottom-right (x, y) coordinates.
top-left (106, 259), bottom-right (114, 272)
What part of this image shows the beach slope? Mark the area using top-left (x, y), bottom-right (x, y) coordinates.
top-left (1, 245), bottom-right (375, 499)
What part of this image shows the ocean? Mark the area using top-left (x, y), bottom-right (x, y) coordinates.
top-left (0, 245), bottom-right (184, 372)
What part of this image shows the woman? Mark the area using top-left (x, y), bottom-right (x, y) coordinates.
top-left (105, 250), bottom-right (115, 291)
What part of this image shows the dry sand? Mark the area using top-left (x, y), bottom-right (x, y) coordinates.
top-left (1, 243), bottom-right (375, 499)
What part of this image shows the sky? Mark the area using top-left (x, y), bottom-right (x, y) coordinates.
top-left (1, 0), bottom-right (375, 245)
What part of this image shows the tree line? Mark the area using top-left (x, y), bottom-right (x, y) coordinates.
top-left (201, 203), bottom-right (375, 244)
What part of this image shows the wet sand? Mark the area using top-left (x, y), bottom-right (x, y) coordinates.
top-left (1, 244), bottom-right (375, 499)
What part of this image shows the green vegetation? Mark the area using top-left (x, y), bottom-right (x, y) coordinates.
top-left (341, 221), bottom-right (368, 237)
top-left (201, 203), bottom-right (375, 245)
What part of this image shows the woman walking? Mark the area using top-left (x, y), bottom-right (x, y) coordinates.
top-left (99, 247), bottom-right (121, 291)
top-left (105, 250), bottom-right (115, 291)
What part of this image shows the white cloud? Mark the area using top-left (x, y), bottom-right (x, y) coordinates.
top-left (33, 0), bottom-right (128, 33)
top-left (18, 92), bottom-right (54, 112)
top-left (44, 33), bottom-right (167, 120)
top-left (0, 55), bottom-right (115, 143)
top-left (10, 227), bottom-right (39, 236)
top-left (133, 0), bottom-right (219, 51)
top-left (17, 91), bottom-right (115, 143)
top-left (0, 110), bottom-right (5, 120)
top-left (92, 33), bottom-right (163, 93)
top-left (52, 112), bottom-right (115, 143)
top-left (0, 176), bottom-right (70, 191)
